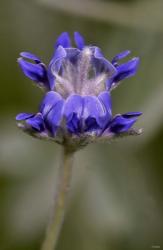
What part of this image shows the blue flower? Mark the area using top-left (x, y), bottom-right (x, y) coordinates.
top-left (16, 32), bottom-right (142, 148)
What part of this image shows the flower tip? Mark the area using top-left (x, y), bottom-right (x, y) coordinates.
top-left (55, 32), bottom-right (71, 48)
top-left (74, 31), bottom-right (85, 50)
top-left (20, 52), bottom-right (31, 58)
top-left (126, 50), bottom-right (131, 55)
top-left (111, 50), bottom-right (131, 64)
top-left (132, 111), bottom-right (143, 116)
top-left (16, 113), bottom-right (34, 121)
top-left (123, 111), bottom-right (143, 119)
top-left (17, 58), bottom-right (27, 71)
top-left (137, 111), bottom-right (143, 116)
top-left (17, 57), bottom-right (26, 67)
top-left (127, 57), bottom-right (140, 75)
top-left (121, 50), bottom-right (131, 57)
top-left (17, 57), bottom-right (22, 63)
top-left (132, 57), bottom-right (140, 66)
top-left (16, 114), bottom-right (21, 121)
top-left (19, 52), bottom-right (41, 63)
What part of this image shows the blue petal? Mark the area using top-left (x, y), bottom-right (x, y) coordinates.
top-left (98, 91), bottom-right (112, 118)
top-left (74, 32), bottom-right (85, 50)
top-left (66, 113), bottom-right (81, 134)
top-left (16, 113), bottom-right (34, 121)
top-left (45, 100), bottom-right (64, 135)
top-left (48, 46), bottom-right (67, 90)
top-left (63, 94), bottom-right (83, 133)
top-left (112, 50), bottom-right (131, 65)
top-left (47, 70), bottom-right (55, 91)
top-left (18, 58), bottom-right (47, 83)
top-left (55, 32), bottom-right (71, 48)
top-left (40, 91), bottom-right (63, 117)
top-left (109, 111), bottom-right (142, 133)
top-left (82, 95), bottom-right (110, 129)
top-left (106, 78), bottom-right (114, 90)
top-left (65, 48), bottom-right (80, 64)
top-left (122, 112), bottom-right (142, 118)
top-left (63, 94), bottom-right (83, 121)
top-left (50, 46), bottom-right (67, 73)
top-left (50, 46), bottom-right (79, 73)
top-left (85, 117), bottom-right (99, 132)
top-left (26, 113), bottom-right (45, 132)
top-left (113, 57), bottom-right (140, 84)
top-left (20, 52), bottom-right (41, 63)
top-left (92, 47), bottom-right (117, 76)
top-left (48, 46), bottom-right (80, 90)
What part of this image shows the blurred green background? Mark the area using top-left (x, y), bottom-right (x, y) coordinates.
top-left (0, 0), bottom-right (163, 249)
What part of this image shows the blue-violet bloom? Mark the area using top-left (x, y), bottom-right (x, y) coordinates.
top-left (16, 32), bottom-right (142, 150)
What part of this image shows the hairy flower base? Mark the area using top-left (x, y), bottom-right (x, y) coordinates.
top-left (16, 31), bottom-right (142, 150)
top-left (17, 121), bottom-right (142, 151)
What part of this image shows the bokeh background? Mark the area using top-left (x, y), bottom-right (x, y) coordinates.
top-left (1, 0), bottom-right (163, 249)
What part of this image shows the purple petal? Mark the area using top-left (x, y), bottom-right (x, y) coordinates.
top-left (74, 32), bottom-right (85, 50)
top-left (20, 52), bottom-right (41, 63)
top-left (16, 113), bottom-right (34, 121)
top-left (66, 48), bottom-right (80, 64)
top-left (47, 70), bottom-right (55, 91)
top-left (98, 91), bottom-right (112, 118)
top-left (106, 78), bottom-right (114, 90)
top-left (66, 113), bottom-right (81, 134)
top-left (109, 111), bottom-right (142, 133)
top-left (85, 117), bottom-right (99, 132)
top-left (113, 57), bottom-right (140, 84)
top-left (26, 113), bottom-right (45, 132)
top-left (45, 100), bottom-right (64, 135)
top-left (40, 91), bottom-right (63, 117)
top-left (112, 50), bottom-right (131, 65)
top-left (50, 47), bottom-right (79, 73)
top-left (63, 94), bottom-right (83, 133)
top-left (48, 46), bottom-right (67, 90)
top-left (122, 112), bottom-right (142, 118)
top-left (48, 46), bottom-right (80, 90)
top-left (82, 95), bottom-right (110, 129)
top-left (18, 58), bottom-right (47, 83)
top-left (92, 47), bottom-right (117, 76)
top-left (50, 46), bottom-right (67, 73)
top-left (106, 57), bottom-right (140, 90)
top-left (55, 32), bottom-right (71, 48)
top-left (63, 94), bottom-right (83, 121)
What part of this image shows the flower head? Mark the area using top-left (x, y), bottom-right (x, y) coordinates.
top-left (16, 32), bottom-right (142, 150)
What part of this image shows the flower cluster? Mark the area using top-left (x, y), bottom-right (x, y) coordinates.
top-left (16, 32), bottom-right (142, 150)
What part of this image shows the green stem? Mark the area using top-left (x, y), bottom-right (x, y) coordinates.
top-left (41, 147), bottom-right (74, 250)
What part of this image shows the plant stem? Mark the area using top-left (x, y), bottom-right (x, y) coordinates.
top-left (41, 147), bottom-right (74, 250)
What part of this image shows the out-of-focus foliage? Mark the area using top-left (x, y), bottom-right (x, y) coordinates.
top-left (0, 0), bottom-right (163, 250)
